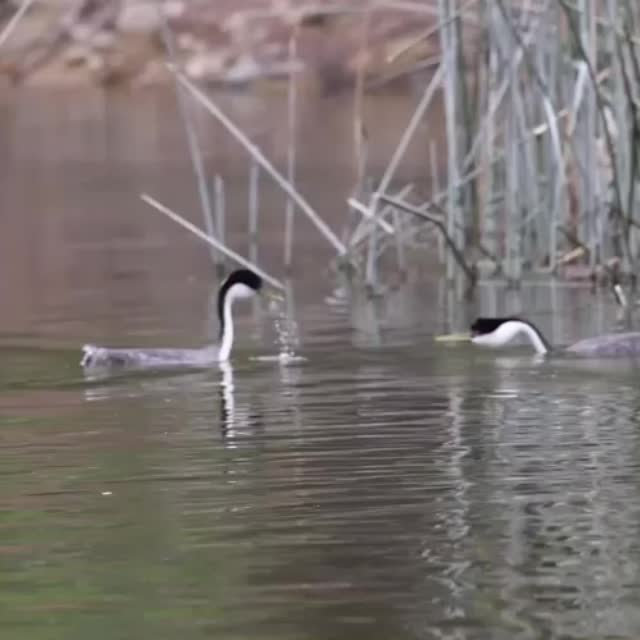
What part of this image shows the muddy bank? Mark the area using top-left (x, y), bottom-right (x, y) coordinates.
top-left (0, 0), bottom-right (445, 91)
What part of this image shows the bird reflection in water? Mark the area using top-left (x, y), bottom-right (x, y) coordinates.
top-left (218, 360), bottom-right (237, 445)
top-left (218, 360), bottom-right (269, 449)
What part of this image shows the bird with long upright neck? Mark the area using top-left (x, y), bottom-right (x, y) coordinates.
top-left (81, 269), bottom-right (263, 371)
top-left (469, 316), bottom-right (640, 358)
top-left (216, 269), bottom-right (262, 361)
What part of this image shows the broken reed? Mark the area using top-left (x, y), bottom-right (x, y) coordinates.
top-left (350, 0), bottom-right (640, 287)
top-left (148, 1), bottom-right (640, 290)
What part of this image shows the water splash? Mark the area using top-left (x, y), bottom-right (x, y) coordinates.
top-left (252, 297), bottom-right (306, 364)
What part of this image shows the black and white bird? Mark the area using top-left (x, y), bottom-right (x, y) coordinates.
top-left (470, 317), bottom-right (640, 357)
top-left (81, 269), bottom-right (263, 370)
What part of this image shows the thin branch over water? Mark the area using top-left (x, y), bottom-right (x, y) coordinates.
top-left (0, 0), bottom-right (36, 49)
top-left (170, 65), bottom-right (348, 257)
top-left (140, 193), bottom-right (285, 290)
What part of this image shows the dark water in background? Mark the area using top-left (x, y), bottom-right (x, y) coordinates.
top-left (2, 88), bottom-right (640, 640)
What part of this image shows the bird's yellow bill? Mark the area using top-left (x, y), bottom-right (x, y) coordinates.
top-left (434, 332), bottom-right (472, 343)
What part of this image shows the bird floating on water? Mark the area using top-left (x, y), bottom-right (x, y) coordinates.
top-left (465, 317), bottom-right (640, 357)
top-left (81, 269), bottom-right (263, 370)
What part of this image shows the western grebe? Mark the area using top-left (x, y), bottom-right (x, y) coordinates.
top-left (81, 269), bottom-right (263, 370)
top-left (470, 317), bottom-right (640, 357)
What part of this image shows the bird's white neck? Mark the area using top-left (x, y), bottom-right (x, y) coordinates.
top-left (217, 282), bottom-right (256, 362)
top-left (472, 320), bottom-right (549, 354)
top-left (218, 293), bottom-right (235, 361)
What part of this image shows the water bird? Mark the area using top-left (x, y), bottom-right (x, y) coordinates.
top-left (81, 269), bottom-right (263, 370)
top-left (468, 317), bottom-right (640, 357)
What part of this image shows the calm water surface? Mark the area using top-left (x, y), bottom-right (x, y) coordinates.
top-left (2, 89), bottom-right (640, 639)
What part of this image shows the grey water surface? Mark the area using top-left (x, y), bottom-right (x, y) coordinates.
top-left (2, 88), bottom-right (640, 640)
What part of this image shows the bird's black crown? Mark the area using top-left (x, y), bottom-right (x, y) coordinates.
top-left (216, 269), bottom-right (263, 339)
top-left (470, 317), bottom-right (521, 336)
top-left (222, 269), bottom-right (263, 292)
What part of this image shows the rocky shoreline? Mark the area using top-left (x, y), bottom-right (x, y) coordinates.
top-left (0, 0), bottom-right (441, 91)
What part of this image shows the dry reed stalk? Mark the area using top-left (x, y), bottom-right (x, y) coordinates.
top-left (438, 0), bottom-right (461, 281)
top-left (580, 1), bottom-right (598, 265)
top-left (171, 66), bottom-right (348, 257)
top-left (213, 175), bottom-right (226, 265)
top-left (140, 193), bottom-right (285, 290)
top-left (284, 24), bottom-right (298, 271)
top-left (429, 140), bottom-right (445, 264)
top-left (380, 194), bottom-right (476, 284)
top-left (364, 180), bottom-right (380, 288)
top-left (0, 0), bottom-right (36, 49)
top-left (504, 3), bottom-right (523, 283)
top-left (560, 0), bottom-right (629, 263)
top-left (349, 184), bottom-right (415, 254)
top-left (460, 5), bottom-right (548, 177)
top-left (158, 9), bottom-right (219, 267)
top-left (349, 62), bottom-right (444, 247)
top-left (346, 6), bottom-right (371, 254)
top-left (342, 7), bottom-right (370, 258)
top-left (347, 198), bottom-right (395, 235)
top-left (248, 160), bottom-right (260, 264)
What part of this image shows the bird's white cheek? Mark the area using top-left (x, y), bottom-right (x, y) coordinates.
top-left (229, 283), bottom-right (257, 300)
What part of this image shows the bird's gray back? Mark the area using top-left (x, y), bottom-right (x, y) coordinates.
top-left (564, 332), bottom-right (640, 357)
top-left (81, 344), bottom-right (219, 369)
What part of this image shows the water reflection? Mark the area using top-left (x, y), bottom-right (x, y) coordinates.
top-left (5, 277), bottom-right (640, 639)
top-left (218, 360), bottom-right (265, 450)
top-left (219, 360), bottom-right (236, 440)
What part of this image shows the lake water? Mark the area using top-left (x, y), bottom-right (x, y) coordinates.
top-left (2, 87), bottom-right (640, 640)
